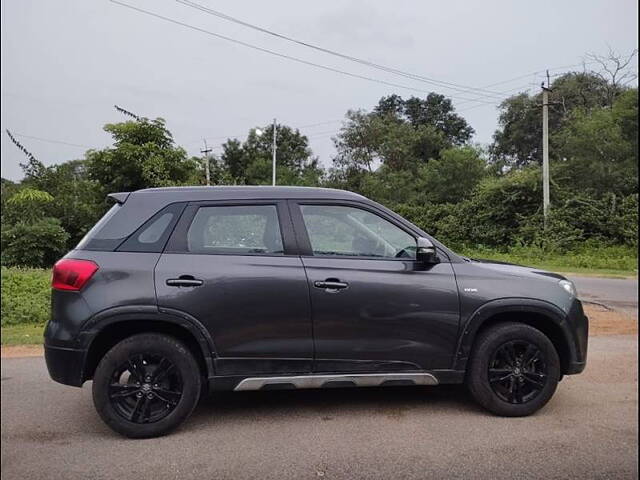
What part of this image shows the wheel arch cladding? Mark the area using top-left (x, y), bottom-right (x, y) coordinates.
top-left (454, 299), bottom-right (574, 374)
top-left (83, 319), bottom-right (212, 383)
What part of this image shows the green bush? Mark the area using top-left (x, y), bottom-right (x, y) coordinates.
top-left (1, 218), bottom-right (69, 268)
top-left (1, 267), bottom-right (51, 326)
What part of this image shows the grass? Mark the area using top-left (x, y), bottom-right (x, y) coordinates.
top-left (1, 267), bottom-right (51, 326)
top-left (1, 267), bottom-right (50, 346)
top-left (1, 323), bottom-right (45, 345)
top-left (459, 246), bottom-right (638, 278)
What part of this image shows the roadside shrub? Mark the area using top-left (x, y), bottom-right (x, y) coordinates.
top-left (1, 267), bottom-right (51, 326)
top-left (1, 218), bottom-right (69, 268)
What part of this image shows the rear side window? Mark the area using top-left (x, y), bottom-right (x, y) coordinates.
top-left (75, 203), bottom-right (123, 250)
top-left (117, 203), bottom-right (186, 253)
top-left (185, 205), bottom-right (284, 255)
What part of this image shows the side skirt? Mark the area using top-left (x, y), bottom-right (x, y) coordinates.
top-left (233, 372), bottom-right (439, 391)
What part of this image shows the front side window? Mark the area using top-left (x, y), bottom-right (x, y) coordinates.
top-left (300, 205), bottom-right (417, 259)
top-left (186, 205), bottom-right (284, 255)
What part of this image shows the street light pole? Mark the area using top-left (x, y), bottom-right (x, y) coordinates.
top-left (272, 118), bottom-right (277, 186)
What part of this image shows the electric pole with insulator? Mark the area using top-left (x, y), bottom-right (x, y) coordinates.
top-left (541, 70), bottom-right (551, 228)
top-left (201, 139), bottom-right (212, 186)
top-left (271, 118), bottom-right (277, 186)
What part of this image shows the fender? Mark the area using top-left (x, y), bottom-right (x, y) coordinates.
top-left (452, 297), bottom-right (576, 371)
top-left (78, 305), bottom-right (217, 379)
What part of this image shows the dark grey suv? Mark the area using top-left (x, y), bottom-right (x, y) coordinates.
top-left (44, 186), bottom-right (588, 437)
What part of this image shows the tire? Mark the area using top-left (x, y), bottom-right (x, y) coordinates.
top-left (92, 333), bottom-right (201, 438)
top-left (466, 322), bottom-right (561, 417)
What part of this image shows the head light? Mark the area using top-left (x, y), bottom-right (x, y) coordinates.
top-left (559, 280), bottom-right (576, 297)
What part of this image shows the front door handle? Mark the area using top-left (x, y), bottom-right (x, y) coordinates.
top-left (314, 279), bottom-right (349, 291)
top-left (166, 275), bottom-right (203, 287)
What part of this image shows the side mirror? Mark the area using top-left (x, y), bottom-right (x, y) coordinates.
top-left (416, 237), bottom-right (438, 264)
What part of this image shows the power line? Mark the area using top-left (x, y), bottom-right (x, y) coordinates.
top-left (109, 1), bottom-right (498, 105)
top-left (455, 82), bottom-right (533, 108)
top-left (177, 0), bottom-right (507, 100)
top-left (473, 61), bottom-right (600, 90)
top-left (8, 132), bottom-right (92, 149)
top-left (189, 119), bottom-right (343, 144)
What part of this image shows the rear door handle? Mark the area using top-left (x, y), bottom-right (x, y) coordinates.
top-left (314, 279), bottom-right (349, 291)
top-left (166, 275), bottom-right (203, 287)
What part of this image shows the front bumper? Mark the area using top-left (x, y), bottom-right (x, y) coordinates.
top-left (44, 343), bottom-right (86, 387)
top-left (565, 298), bottom-right (589, 374)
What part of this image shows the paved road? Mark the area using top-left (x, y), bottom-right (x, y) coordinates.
top-left (1, 335), bottom-right (637, 480)
top-left (568, 275), bottom-right (638, 315)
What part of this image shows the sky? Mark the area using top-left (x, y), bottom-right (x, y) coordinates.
top-left (1, 0), bottom-right (638, 181)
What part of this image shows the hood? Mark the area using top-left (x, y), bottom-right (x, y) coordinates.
top-left (468, 258), bottom-right (567, 282)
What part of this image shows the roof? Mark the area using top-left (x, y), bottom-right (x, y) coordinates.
top-left (132, 186), bottom-right (367, 202)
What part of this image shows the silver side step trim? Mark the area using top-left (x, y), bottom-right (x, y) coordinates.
top-left (233, 373), bottom-right (438, 391)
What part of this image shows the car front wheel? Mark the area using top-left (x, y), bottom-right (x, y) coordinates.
top-left (466, 322), bottom-right (561, 417)
top-left (92, 333), bottom-right (201, 438)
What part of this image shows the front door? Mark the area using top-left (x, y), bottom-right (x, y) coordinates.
top-left (155, 201), bottom-right (312, 376)
top-left (290, 201), bottom-right (460, 373)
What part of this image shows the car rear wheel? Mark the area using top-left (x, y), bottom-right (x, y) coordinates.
top-left (92, 333), bottom-right (201, 438)
top-left (466, 322), bottom-right (561, 417)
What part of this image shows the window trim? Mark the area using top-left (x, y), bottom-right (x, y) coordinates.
top-left (288, 199), bottom-right (424, 262)
top-left (164, 200), bottom-right (299, 257)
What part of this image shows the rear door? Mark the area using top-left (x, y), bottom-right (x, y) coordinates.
top-left (155, 200), bottom-right (312, 376)
top-left (289, 200), bottom-right (460, 373)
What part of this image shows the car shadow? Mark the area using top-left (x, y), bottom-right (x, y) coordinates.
top-left (188, 384), bottom-right (484, 425)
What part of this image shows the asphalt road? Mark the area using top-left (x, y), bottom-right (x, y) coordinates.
top-left (568, 275), bottom-right (638, 315)
top-left (1, 333), bottom-right (637, 480)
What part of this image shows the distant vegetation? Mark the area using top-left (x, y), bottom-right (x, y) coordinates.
top-left (1, 52), bottom-right (637, 273)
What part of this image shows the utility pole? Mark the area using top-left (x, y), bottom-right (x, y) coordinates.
top-left (541, 70), bottom-right (551, 228)
top-left (201, 139), bottom-right (212, 186)
top-left (272, 118), bottom-right (277, 186)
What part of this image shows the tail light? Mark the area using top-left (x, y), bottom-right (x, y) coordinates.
top-left (52, 259), bottom-right (99, 291)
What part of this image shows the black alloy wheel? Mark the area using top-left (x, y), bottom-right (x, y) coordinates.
top-left (108, 354), bottom-right (183, 424)
top-left (488, 340), bottom-right (547, 404)
top-left (93, 333), bottom-right (201, 438)
top-left (466, 322), bottom-right (560, 417)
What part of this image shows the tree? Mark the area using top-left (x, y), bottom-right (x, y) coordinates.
top-left (1, 218), bottom-right (69, 268)
top-left (374, 93), bottom-right (474, 145)
top-left (554, 88), bottom-right (638, 197)
top-left (3, 188), bottom-right (55, 224)
top-left (22, 160), bottom-right (104, 247)
top-left (219, 123), bottom-right (322, 185)
top-left (491, 55), bottom-right (635, 168)
top-left (332, 94), bottom-right (472, 191)
top-left (86, 117), bottom-right (199, 194)
top-left (1, 178), bottom-right (20, 221)
top-left (332, 108), bottom-right (450, 179)
top-left (421, 147), bottom-right (487, 203)
top-left (1, 187), bottom-right (69, 268)
top-left (585, 48), bottom-right (638, 106)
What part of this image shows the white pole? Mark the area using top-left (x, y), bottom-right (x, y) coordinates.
top-left (201, 139), bottom-right (211, 186)
top-left (542, 88), bottom-right (550, 227)
top-left (272, 118), bottom-right (277, 186)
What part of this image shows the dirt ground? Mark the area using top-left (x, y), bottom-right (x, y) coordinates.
top-left (585, 303), bottom-right (638, 335)
top-left (1, 344), bottom-right (44, 358)
top-left (1, 305), bottom-right (635, 359)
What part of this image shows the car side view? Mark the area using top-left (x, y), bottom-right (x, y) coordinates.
top-left (44, 186), bottom-right (588, 438)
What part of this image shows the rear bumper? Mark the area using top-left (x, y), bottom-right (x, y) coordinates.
top-left (44, 344), bottom-right (86, 387)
